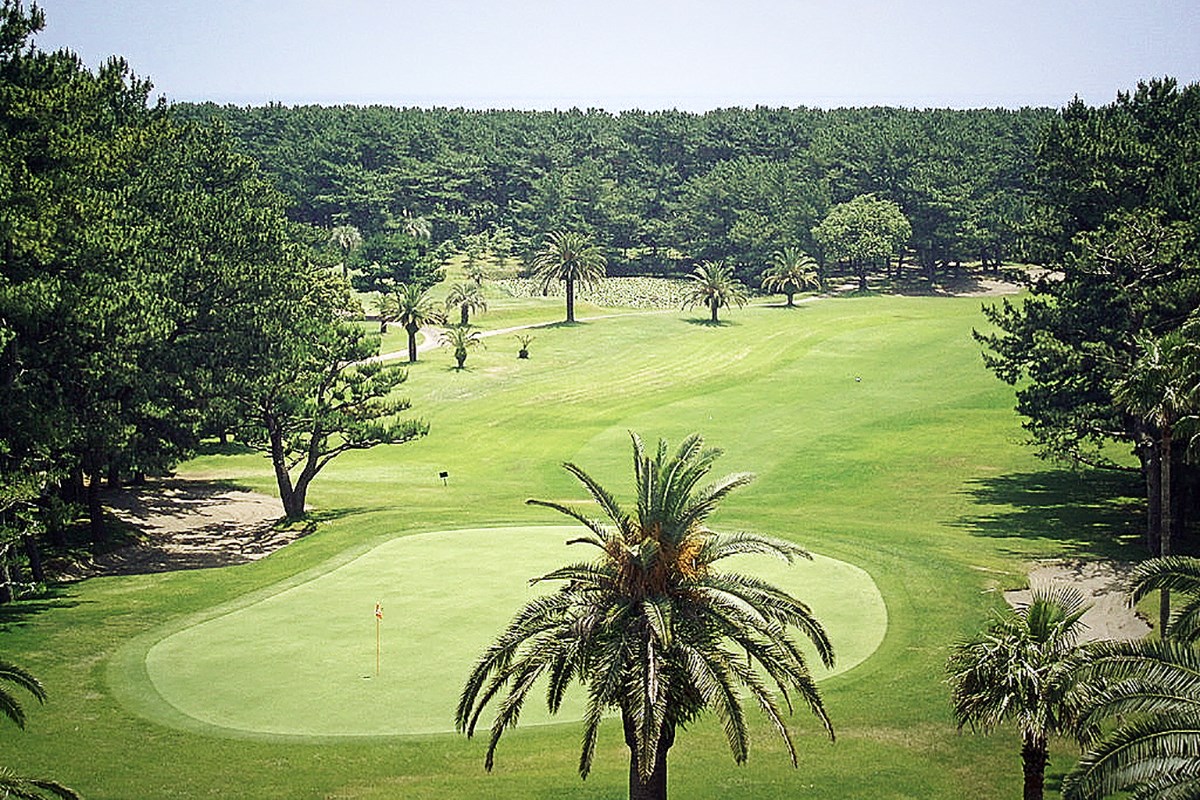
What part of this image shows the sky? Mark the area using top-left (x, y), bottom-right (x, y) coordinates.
top-left (29, 0), bottom-right (1200, 112)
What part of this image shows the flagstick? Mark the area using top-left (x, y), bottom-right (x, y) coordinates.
top-left (374, 601), bottom-right (383, 677)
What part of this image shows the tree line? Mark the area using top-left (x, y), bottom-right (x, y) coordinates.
top-left (173, 100), bottom-right (1050, 286)
top-left (978, 78), bottom-right (1200, 572)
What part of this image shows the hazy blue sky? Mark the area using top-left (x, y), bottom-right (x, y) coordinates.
top-left (30, 1), bottom-right (1200, 111)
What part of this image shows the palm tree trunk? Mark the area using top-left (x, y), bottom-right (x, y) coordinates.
top-left (710, 301), bottom-right (719, 323)
top-left (566, 278), bottom-right (576, 323)
top-left (624, 713), bottom-right (673, 800)
top-left (1161, 424), bottom-right (1173, 634)
top-left (786, 291), bottom-right (795, 307)
top-left (1142, 435), bottom-right (1163, 555)
top-left (460, 305), bottom-right (469, 326)
top-left (1021, 735), bottom-right (1048, 800)
top-left (406, 324), bottom-right (419, 363)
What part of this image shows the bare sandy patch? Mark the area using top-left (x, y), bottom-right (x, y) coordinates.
top-left (1005, 559), bottom-right (1150, 642)
top-left (61, 479), bottom-right (303, 578)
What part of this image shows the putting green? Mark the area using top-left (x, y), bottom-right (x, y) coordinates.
top-left (139, 527), bottom-right (886, 738)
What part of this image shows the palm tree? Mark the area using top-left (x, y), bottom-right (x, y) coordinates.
top-left (465, 260), bottom-right (489, 286)
top-left (530, 230), bottom-right (607, 323)
top-left (683, 261), bottom-right (748, 323)
top-left (329, 224), bottom-right (363, 278)
top-left (515, 333), bottom-right (533, 359)
top-left (457, 432), bottom-right (835, 800)
top-left (393, 283), bottom-right (443, 363)
top-left (401, 210), bottom-right (432, 242)
top-left (946, 587), bottom-right (1090, 800)
top-left (1064, 637), bottom-right (1200, 800)
top-left (1129, 555), bottom-right (1200, 642)
top-left (373, 293), bottom-right (397, 334)
top-left (444, 282), bottom-right (488, 327)
top-left (1114, 329), bottom-right (1198, 631)
top-left (440, 326), bottom-right (482, 369)
top-left (0, 660), bottom-right (79, 799)
top-left (761, 248), bottom-right (820, 307)
top-left (0, 767), bottom-right (78, 799)
top-left (0, 659), bottom-right (45, 731)
top-left (1064, 556), bottom-right (1200, 799)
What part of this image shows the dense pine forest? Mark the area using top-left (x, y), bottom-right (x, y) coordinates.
top-left (176, 102), bottom-right (1051, 282)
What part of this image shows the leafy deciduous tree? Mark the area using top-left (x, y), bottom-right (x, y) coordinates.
top-left (812, 194), bottom-right (911, 292)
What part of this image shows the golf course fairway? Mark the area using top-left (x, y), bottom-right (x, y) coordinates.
top-left (131, 526), bottom-right (886, 738)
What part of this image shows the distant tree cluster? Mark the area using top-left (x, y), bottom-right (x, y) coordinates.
top-left (174, 101), bottom-right (1051, 286)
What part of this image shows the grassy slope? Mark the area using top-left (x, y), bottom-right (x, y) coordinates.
top-left (0, 292), bottom-right (1145, 798)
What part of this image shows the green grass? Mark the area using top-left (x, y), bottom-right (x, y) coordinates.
top-left (114, 526), bottom-right (882, 739)
top-left (0, 291), bottom-right (1147, 798)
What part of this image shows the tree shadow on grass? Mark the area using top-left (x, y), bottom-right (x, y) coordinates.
top-left (955, 468), bottom-right (1148, 561)
top-left (537, 319), bottom-right (587, 330)
top-left (683, 317), bottom-right (739, 327)
top-left (0, 585), bottom-right (83, 632)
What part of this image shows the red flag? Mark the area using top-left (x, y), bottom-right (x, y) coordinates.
top-left (374, 602), bottom-right (383, 620)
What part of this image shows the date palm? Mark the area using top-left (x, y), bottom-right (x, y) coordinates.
top-left (761, 248), bottom-right (820, 307)
top-left (1063, 640), bottom-right (1200, 800)
top-left (457, 432), bottom-right (835, 800)
top-left (683, 261), bottom-right (748, 323)
top-left (0, 660), bottom-right (79, 799)
top-left (393, 283), bottom-right (443, 363)
top-left (440, 325), bottom-right (482, 369)
top-left (1064, 556), bottom-right (1200, 800)
top-left (1129, 555), bottom-right (1200, 643)
top-left (444, 282), bottom-right (488, 327)
top-left (947, 587), bottom-right (1090, 800)
top-left (530, 230), bottom-right (606, 323)
top-left (329, 224), bottom-right (362, 278)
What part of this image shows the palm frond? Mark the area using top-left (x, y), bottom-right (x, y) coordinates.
top-left (1063, 713), bottom-right (1200, 800)
top-left (462, 430), bottom-right (834, 782)
top-left (0, 768), bottom-right (80, 800)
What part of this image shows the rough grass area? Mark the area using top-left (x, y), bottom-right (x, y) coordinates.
top-left (0, 290), bottom-right (1146, 799)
